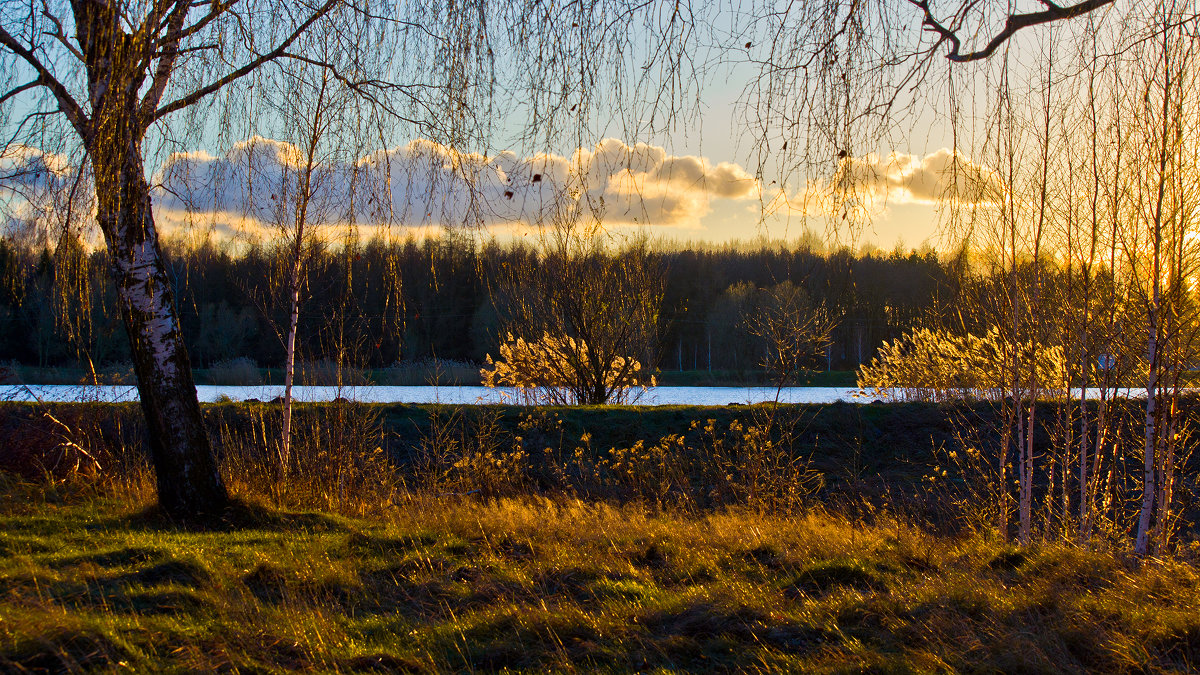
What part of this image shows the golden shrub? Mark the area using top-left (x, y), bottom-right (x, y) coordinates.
top-left (480, 332), bottom-right (655, 405)
top-left (857, 326), bottom-right (1066, 402)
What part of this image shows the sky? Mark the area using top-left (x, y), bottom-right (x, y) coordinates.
top-left (4, 128), bottom-right (980, 251)
top-left (0, 1), bottom-right (1023, 252)
top-left (141, 133), bottom-right (993, 249)
top-left (137, 51), bottom-right (989, 252)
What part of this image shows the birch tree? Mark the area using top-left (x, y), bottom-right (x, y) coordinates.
top-left (250, 40), bottom-right (356, 482)
top-left (1130, 8), bottom-right (1200, 555)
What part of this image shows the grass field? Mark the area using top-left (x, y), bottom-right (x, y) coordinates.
top-left (2, 484), bottom-right (1199, 673)
top-left (2, 399), bottom-right (1199, 672)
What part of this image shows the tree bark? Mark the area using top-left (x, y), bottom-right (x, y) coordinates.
top-left (92, 137), bottom-right (228, 519)
top-left (1019, 399), bottom-right (1034, 545)
top-left (1136, 320), bottom-right (1158, 556)
top-left (281, 236), bottom-right (303, 480)
top-left (1136, 37), bottom-right (1174, 557)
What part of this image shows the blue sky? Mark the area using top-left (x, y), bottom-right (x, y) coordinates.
top-left (2, 0), bottom-right (1059, 252)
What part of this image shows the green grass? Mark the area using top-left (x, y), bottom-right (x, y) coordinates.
top-left (2, 484), bottom-right (1199, 673)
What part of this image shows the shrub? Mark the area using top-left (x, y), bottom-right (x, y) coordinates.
top-left (481, 332), bottom-right (654, 405)
top-left (857, 326), bottom-right (1066, 402)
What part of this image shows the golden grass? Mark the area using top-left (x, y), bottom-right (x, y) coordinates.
top-left (3, 399), bottom-right (1199, 671)
top-left (1, 480), bottom-right (1198, 673)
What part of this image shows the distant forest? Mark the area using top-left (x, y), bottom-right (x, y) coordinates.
top-left (0, 233), bottom-right (967, 373)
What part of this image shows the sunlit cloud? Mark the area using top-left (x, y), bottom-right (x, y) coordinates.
top-left (769, 149), bottom-right (1003, 220)
top-left (0, 145), bottom-right (71, 188)
top-left (0, 145), bottom-right (93, 244)
top-left (154, 137), bottom-right (761, 238)
top-left (874, 149), bottom-right (1003, 205)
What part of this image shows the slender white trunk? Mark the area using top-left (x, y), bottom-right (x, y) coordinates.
top-left (1078, 377), bottom-right (1089, 537)
top-left (280, 260), bottom-right (301, 479)
top-left (278, 79), bottom-right (324, 480)
top-left (1136, 321), bottom-right (1158, 556)
top-left (1136, 35), bottom-right (1174, 557)
top-left (1020, 399), bottom-right (1034, 544)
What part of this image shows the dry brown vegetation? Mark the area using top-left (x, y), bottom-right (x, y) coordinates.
top-left (2, 399), bottom-right (1200, 672)
top-left (3, 476), bottom-right (1200, 673)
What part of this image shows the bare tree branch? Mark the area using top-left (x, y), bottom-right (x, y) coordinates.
top-left (908, 0), bottom-right (1120, 62)
top-left (161, 0), bottom-right (241, 46)
top-left (0, 25), bottom-right (88, 134)
top-left (137, 0), bottom-right (200, 119)
top-left (152, 0), bottom-right (340, 122)
top-left (39, 0), bottom-right (84, 62)
top-left (0, 76), bottom-right (43, 106)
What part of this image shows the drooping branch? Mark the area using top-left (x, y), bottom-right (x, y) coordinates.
top-left (908, 0), bottom-right (1119, 62)
top-left (151, 0), bottom-right (340, 122)
top-left (275, 51), bottom-right (439, 124)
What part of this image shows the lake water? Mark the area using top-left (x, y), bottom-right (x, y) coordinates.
top-left (1, 384), bottom-right (876, 406)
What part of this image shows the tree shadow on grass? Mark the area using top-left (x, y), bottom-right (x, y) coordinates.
top-left (0, 627), bottom-right (131, 673)
top-left (39, 552), bottom-right (216, 616)
top-left (95, 497), bottom-right (353, 534)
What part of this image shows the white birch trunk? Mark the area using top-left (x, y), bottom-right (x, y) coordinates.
top-left (92, 138), bottom-right (228, 518)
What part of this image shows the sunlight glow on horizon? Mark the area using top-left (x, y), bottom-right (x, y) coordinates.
top-left (3, 139), bottom-right (986, 251)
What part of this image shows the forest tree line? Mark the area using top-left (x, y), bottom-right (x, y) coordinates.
top-left (0, 231), bottom-right (966, 375)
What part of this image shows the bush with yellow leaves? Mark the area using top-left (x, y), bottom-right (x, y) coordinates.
top-left (481, 332), bottom-right (655, 405)
top-left (857, 326), bottom-right (1066, 402)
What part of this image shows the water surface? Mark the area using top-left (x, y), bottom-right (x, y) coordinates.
top-left (1, 384), bottom-right (873, 405)
top-left (2, 384), bottom-right (1143, 405)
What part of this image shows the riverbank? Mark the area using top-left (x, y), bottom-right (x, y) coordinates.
top-left (3, 398), bottom-right (1200, 671)
top-left (0, 400), bottom-right (968, 503)
top-left (6, 397), bottom-right (1190, 530)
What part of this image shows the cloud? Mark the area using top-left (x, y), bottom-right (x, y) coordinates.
top-left (893, 149), bottom-right (1002, 204)
top-left (774, 149), bottom-right (1003, 219)
top-left (0, 145), bottom-right (71, 190)
top-left (155, 137), bottom-right (328, 229)
top-left (0, 145), bottom-right (91, 243)
top-left (835, 149), bottom-right (1002, 206)
top-left (155, 137), bottom-right (760, 235)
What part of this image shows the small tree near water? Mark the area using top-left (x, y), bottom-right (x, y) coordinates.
top-left (481, 332), bottom-right (654, 405)
top-left (488, 217), bottom-right (664, 405)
